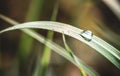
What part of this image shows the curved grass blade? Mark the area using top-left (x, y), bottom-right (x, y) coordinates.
top-left (0, 21), bottom-right (120, 69)
top-left (0, 14), bottom-right (99, 76)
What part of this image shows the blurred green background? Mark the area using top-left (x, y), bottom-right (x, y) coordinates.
top-left (0, 0), bottom-right (120, 76)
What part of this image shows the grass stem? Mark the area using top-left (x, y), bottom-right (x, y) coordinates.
top-left (38, 0), bottom-right (59, 76)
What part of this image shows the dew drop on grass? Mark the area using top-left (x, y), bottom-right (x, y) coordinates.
top-left (80, 30), bottom-right (93, 41)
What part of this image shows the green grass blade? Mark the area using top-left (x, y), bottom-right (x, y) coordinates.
top-left (18, 0), bottom-right (44, 61)
top-left (25, 0), bottom-right (44, 21)
top-left (0, 14), bottom-right (99, 76)
top-left (62, 34), bottom-right (87, 76)
top-left (0, 21), bottom-right (120, 69)
top-left (38, 0), bottom-right (59, 76)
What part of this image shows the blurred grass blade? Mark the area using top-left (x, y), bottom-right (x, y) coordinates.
top-left (18, 0), bottom-right (44, 61)
top-left (102, 0), bottom-right (120, 19)
top-left (25, 0), bottom-right (44, 21)
top-left (38, 0), bottom-right (59, 76)
top-left (0, 20), bottom-right (120, 69)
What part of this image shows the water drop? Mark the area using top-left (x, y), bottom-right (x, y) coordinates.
top-left (80, 30), bottom-right (93, 41)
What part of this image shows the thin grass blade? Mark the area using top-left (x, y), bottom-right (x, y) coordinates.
top-left (0, 21), bottom-right (120, 69)
top-left (0, 14), bottom-right (99, 76)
